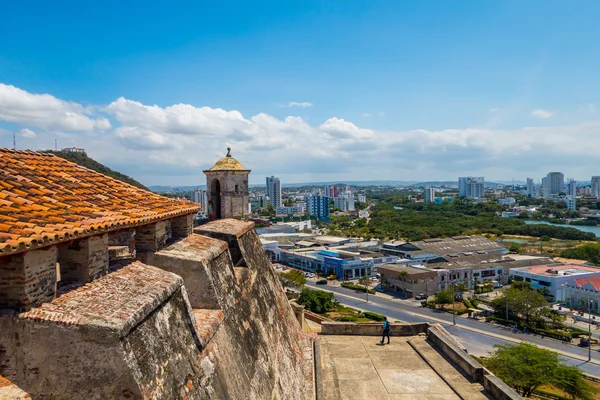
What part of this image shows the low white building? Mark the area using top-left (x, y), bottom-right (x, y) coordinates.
top-left (498, 197), bottom-right (516, 206)
top-left (555, 195), bottom-right (576, 211)
top-left (563, 277), bottom-right (600, 312)
top-left (509, 264), bottom-right (600, 301)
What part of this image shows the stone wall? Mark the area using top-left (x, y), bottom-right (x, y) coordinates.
top-left (321, 321), bottom-right (429, 336)
top-left (0, 246), bottom-right (57, 309)
top-left (58, 234), bottom-right (108, 282)
top-left (0, 219), bottom-right (314, 399)
top-left (135, 220), bottom-right (167, 252)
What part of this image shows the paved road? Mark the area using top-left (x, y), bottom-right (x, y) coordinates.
top-left (305, 280), bottom-right (600, 377)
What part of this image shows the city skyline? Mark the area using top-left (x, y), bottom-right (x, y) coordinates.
top-left (1, 1), bottom-right (600, 185)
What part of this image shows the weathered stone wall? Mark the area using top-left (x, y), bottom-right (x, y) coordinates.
top-left (321, 321), bottom-right (429, 336)
top-left (0, 262), bottom-right (206, 399)
top-left (205, 171), bottom-right (249, 220)
top-left (171, 213), bottom-right (194, 238)
top-left (427, 324), bottom-right (484, 382)
top-left (136, 221), bottom-right (167, 252)
top-left (58, 233), bottom-right (108, 282)
top-left (0, 246), bottom-right (57, 310)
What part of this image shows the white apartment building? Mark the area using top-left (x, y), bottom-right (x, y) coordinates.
top-left (526, 178), bottom-right (535, 198)
top-left (555, 195), bottom-right (576, 211)
top-left (275, 206), bottom-right (304, 215)
top-left (592, 176), bottom-right (600, 199)
top-left (566, 179), bottom-right (576, 197)
top-left (424, 186), bottom-right (435, 203)
top-left (498, 197), bottom-right (516, 206)
top-left (266, 176), bottom-right (282, 208)
top-left (358, 194), bottom-right (366, 203)
top-left (458, 177), bottom-right (484, 198)
top-left (334, 192), bottom-right (355, 211)
top-left (191, 188), bottom-right (208, 213)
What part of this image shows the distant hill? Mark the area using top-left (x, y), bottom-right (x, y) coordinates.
top-left (44, 151), bottom-right (148, 190)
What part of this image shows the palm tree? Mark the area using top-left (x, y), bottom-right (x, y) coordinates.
top-left (398, 270), bottom-right (409, 298)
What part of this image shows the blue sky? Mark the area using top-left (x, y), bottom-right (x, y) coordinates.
top-left (1, 1), bottom-right (599, 185)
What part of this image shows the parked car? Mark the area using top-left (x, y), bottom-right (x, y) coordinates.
top-left (308, 273), bottom-right (316, 278)
top-left (415, 294), bottom-right (428, 300)
top-left (316, 279), bottom-right (327, 285)
top-left (375, 284), bottom-right (385, 293)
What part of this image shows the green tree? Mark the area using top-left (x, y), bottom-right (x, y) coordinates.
top-left (434, 290), bottom-right (453, 306)
top-left (490, 284), bottom-right (548, 325)
top-left (485, 343), bottom-right (597, 399)
top-left (297, 288), bottom-right (335, 314)
top-left (485, 343), bottom-right (559, 397)
top-left (518, 210), bottom-right (529, 218)
top-left (279, 270), bottom-right (307, 289)
top-left (554, 365), bottom-right (599, 400)
top-left (561, 243), bottom-right (600, 265)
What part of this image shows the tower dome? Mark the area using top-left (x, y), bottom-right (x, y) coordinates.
top-left (204, 147), bottom-right (249, 172)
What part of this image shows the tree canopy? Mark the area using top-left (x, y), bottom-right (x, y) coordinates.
top-left (297, 288), bottom-right (335, 314)
top-left (490, 282), bottom-right (549, 325)
top-left (485, 342), bottom-right (598, 399)
top-left (561, 243), bottom-right (600, 265)
top-left (279, 270), bottom-right (307, 289)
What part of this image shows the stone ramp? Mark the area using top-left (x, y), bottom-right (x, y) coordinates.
top-left (319, 335), bottom-right (460, 400)
top-left (409, 337), bottom-right (490, 400)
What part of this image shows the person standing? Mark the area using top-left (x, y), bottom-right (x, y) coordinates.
top-left (380, 317), bottom-right (390, 345)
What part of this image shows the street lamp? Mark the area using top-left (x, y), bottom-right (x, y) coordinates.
top-left (588, 298), bottom-right (593, 362)
top-left (452, 280), bottom-right (456, 325)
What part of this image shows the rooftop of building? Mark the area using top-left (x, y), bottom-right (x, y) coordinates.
top-left (384, 235), bottom-right (503, 255)
top-left (513, 264), bottom-right (600, 276)
top-left (572, 276), bottom-right (600, 291)
top-left (378, 264), bottom-right (435, 275)
top-left (0, 149), bottom-right (200, 255)
top-left (203, 147), bottom-right (249, 172)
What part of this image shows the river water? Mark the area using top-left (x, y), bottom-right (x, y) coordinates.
top-left (524, 220), bottom-right (600, 238)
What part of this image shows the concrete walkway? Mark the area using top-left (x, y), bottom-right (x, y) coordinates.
top-left (319, 335), bottom-right (489, 400)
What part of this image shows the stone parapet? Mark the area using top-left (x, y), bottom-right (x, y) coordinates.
top-left (321, 321), bottom-right (429, 336)
top-left (135, 220), bottom-right (167, 253)
top-left (192, 309), bottom-right (224, 348)
top-left (194, 219), bottom-right (254, 266)
top-left (0, 246), bottom-right (57, 310)
top-left (137, 234), bottom-right (226, 309)
top-left (170, 213), bottom-right (194, 238)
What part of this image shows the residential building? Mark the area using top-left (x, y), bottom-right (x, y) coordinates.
top-left (555, 195), bottom-right (576, 211)
top-left (191, 188), bottom-right (208, 213)
top-left (294, 201), bottom-right (306, 213)
top-left (266, 176), bottom-right (282, 208)
top-left (333, 192), bottom-right (355, 211)
top-left (592, 176), bottom-right (600, 199)
top-left (509, 264), bottom-right (600, 301)
top-left (378, 265), bottom-right (438, 298)
top-left (275, 206), bottom-right (304, 215)
top-left (458, 177), bottom-right (484, 198)
top-left (566, 179), bottom-right (576, 197)
top-left (358, 194), bottom-right (366, 203)
top-left (306, 194), bottom-right (330, 221)
top-left (526, 178), bottom-right (535, 198)
top-left (424, 186), bottom-right (435, 203)
top-left (324, 185), bottom-right (342, 198)
top-left (544, 172), bottom-right (564, 195)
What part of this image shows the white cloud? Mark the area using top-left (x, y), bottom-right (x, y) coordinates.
top-left (378, 111), bottom-right (385, 117)
top-left (280, 101), bottom-right (313, 108)
top-left (361, 113), bottom-right (371, 117)
top-left (0, 83), bottom-right (111, 131)
top-left (588, 104), bottom-right (596, 113)
top-left (19, 128), bottom-right (36, 138)
top-left (531, 109), bottom-right (553, 119)
top-left (4, 82), bottom-right (600, 185)
top-left (489, 108), bottom-right (500, 112)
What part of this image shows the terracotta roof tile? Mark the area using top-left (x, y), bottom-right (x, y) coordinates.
top-left (0, 149), bottom-right (200, 255)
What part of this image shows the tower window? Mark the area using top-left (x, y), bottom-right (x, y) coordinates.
top-left (235, 184), bottom-right (239, 194)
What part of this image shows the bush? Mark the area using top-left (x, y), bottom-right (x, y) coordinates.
top-left (297, 288), bottom-right (335, 314)
top-left (337, 315), bottom-right (359, 322)
top-left (341, 282), bottom-right (375, 294)
top-left (361, 311), bottom-right (385, 321)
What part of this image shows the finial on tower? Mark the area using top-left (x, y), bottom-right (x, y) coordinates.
top-left (226, 147), bottom-right (231, 157)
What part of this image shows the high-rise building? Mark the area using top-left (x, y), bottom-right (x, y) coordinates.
top-left (458, 177), bottom-right (484, 198)
top-left (266, 176), bottom-right (282, 209)
top-left (191, 188), bottom-right (208, 213)
top-left (333, 192), bottom-right (355, 211)
top-left (543, 172), bottom-right (564, 195)
top-left (566, 179), bottom-right (576, 197)
top-left (424, 186), bottom-right (435, 203)
top-left (592, 176), bottom-right (600, 199)
top-left (306, 194), bottom-right (330, 220)
top-left (358, 194), bottom-right (366, 203)
top-left (526, 178), bottom-right (534, 198)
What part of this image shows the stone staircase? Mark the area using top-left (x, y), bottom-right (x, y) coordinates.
top-left (409, 337), bottom-right (490, 400)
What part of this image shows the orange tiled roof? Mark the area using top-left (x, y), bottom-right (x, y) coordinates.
top-left (0, 149), bottom-right (200, 255)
